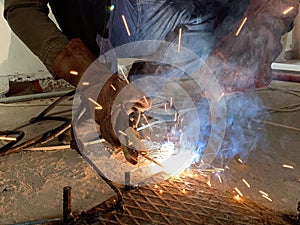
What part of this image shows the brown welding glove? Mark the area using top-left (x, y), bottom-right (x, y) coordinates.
top-left (52, 38), bottom-right (151, 164)
top-left (94, 74), bottom-right (151, 164)
top-left (52, 38), bottom-right (97, 86)
top-left (198, 0), bottom-right (298, 94)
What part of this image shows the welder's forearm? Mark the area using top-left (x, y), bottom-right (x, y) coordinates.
top-left (4, 0), bottom-right (69, 74)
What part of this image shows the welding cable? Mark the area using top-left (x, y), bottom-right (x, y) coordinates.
top-left (255, 86), bottom-right (300, 98)
top-left (0, 117), bottom-right (71, 156)
top-left (78, 156), bottom-right (124, 223)
top-left (71, 105), bottom-right (125, 222)
top-left (0, 89), bottom-right (74, 156)
top-left (254, 88), bottom-right (300, 117)
top-left (268, 87), bottom-right (300, 98)
top-left (0, 130), bottom-right (25, 152)
top-left (263, 103), bottom-right (300, 113)
top-left (0, 90), bottom-right (74, 104)
top-left (30, 90), bottom-right (75, 123)
top-left (2, 92), bottom-right (122, 224)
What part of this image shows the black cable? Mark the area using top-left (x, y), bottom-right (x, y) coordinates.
top-left (30, 90), bottom-right (75, 123)
top-left (1, 90), bottom-right (124, 224)
top-left (0, 130), bottom-right (25, 152)
top-left (71, 104), bottom-right (125, 223)
top-left (0, 90), bottom-right (75, 155)
top-left (0, 117), bottom-right (71, 156)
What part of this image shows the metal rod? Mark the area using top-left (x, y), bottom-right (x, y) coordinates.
top-left (297, 201), bottom-right (300, 222)
top-left (0, 90), bottom-right (74, 104)
top-left (63, 186), bottom-right (73, 224)
top-left (125, 172), bottom-right (132, 191)
top-left (141, 154), bottom-right (165, 168)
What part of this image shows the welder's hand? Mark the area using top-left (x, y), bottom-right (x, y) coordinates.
top-left (91, 74), bottom-right (151, 165)
top-left (198, 0), bottom-right (298, 94)
top-left (119, 127), bottom-right (149, 165)
top-left (52, 38), bottom-right (97, 86)
top-left (52, 39), bottom-right (152, 164)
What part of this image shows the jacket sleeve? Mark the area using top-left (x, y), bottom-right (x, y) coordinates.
top-left (4, 0), bottom-right (69, 74)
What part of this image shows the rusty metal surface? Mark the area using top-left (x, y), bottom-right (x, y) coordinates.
top-left (85, 171), bottom-right (292, 225)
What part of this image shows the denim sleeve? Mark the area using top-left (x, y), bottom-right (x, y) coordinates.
top-left (4, 0), bottom-right (69, 74)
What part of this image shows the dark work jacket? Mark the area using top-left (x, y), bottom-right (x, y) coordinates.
top-left (49, 0), bottom-right (111, 57)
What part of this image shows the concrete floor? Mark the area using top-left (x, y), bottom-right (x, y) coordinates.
top-left (0, 80), bottom-right (299, 224)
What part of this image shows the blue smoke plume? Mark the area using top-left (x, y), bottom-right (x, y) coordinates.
top-left (195, 92), bottom-right (266, 167)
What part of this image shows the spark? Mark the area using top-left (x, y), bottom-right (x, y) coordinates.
top-left (170, 97), bottom-right (173, 108)
top-left (262, 195), bottom-right (272, 202)
top-left (207, 180), bottom-right (212, 187)
top-left (134, 111), bottom-right (141, 129)
top-left (111, 84), bottom-right (116, 91)
top-left (202, 168), bottom-right (224, 173)
top-left (88, 97), bottom-right (103, 110)
top-left (143, 96), bottom-right (149, 106)
top-left (225, 166), bottom-right (230, 169)
top-left (283, 6), bottom-right (294, 15)
top-left (164, 104), bottom-right (167, 112)
top-left (174, 112), bottom-right (178, 122)
top-left (82, 82), bottom-right (90, 86)
top-left (84, 139), bottom-right (106, 146)
top-left (259, 190), bottom-right (269, 197)
top-left (218, 92), bottom-right (224, 102)
top-left (179, 132), bottom-right (183, 144)
top-left (121, 15), bottom-right (131, 36)
top-left (234, 187), bottom-right (243, 196)
top-left (242, 179), bottom-right (250, 188)
top-left (108, 4), bottom-right (115, 11)
top-left (182, 189), bottom-right (187, 194)
top-left (180, 118), bottom-right (184, 126)
top-left (137, 120), bottom-right (164, 131)
top-left (154, 184), bottom-right (158, 189)
top-left (119, 130), bottom-right (127, 136)
top-left (69, 70), bottom-right (79, 76)
top-left (142, 114), bottom-right (153, 131)
top-left (78, 108), bottom-right (87, 120)
top-left (184, 181), bottom-right (192, 186)
top-left (178, 27), bottom-right (182, 52)
top-left (200, 173), bottom-right (207, 177)
top-left (159, 190), bottom-right (163, 194)
top-left (237, 158), bottom-right (244, 164)
top-left (235, 17), bottom-right (247, 36)
top-left (0, 136), bottom-right (17, 141)
top-left (233, 195), bottom-right (241, 201)
top-left (217, 174), bottom-right (222, 183)
top-left (119, 66), bottom-right (129, 84)
top-left (282, 164), bottom-right (294, 169)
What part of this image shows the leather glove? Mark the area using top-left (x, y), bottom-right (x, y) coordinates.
top-left (94, 73), bottom-right (151, 165)
top-left (52, 38), bottom-right (97, 86)
top-left (197, 0), bottom-right (298, 94)
top-left (52, 38), bottom-right (152, 164)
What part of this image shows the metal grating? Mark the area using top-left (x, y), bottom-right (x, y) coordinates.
top-left (86, 171), bottom-right (292, 225)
